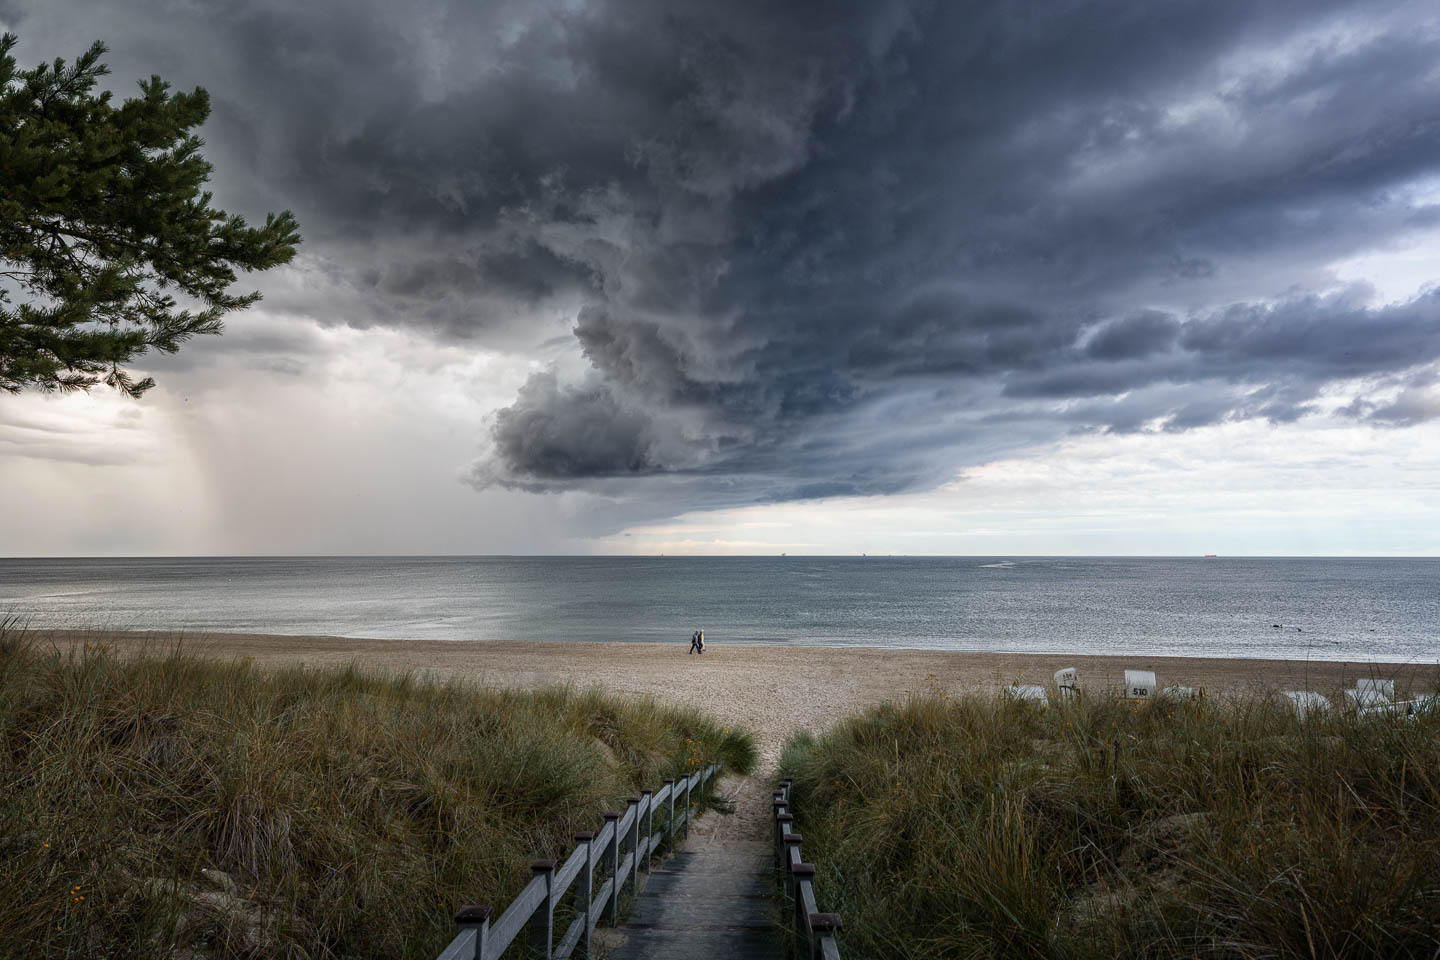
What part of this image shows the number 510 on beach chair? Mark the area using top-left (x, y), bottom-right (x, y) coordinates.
top-left (1125, 670), bottom-right (1156, 700)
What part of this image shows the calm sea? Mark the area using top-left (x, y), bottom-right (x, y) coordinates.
top-left (0, 556), bottom-right (1436, 663)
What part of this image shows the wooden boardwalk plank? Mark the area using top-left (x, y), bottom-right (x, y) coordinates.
top-left (607, 776), bottom-right (780, 960)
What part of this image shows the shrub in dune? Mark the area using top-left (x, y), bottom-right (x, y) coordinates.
top-left (780, 684), bottom-right (1440, 959)
top-left (0, 624), bottom-right (754, 959)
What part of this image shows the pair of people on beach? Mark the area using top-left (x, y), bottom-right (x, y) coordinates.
top-left (688, 629), bottom-right (705, 654)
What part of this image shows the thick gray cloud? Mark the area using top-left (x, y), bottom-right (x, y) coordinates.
top-left (1085, 312), bottom-right (1181, 362)
top-left (7, 0), bottom-right (1440, 517)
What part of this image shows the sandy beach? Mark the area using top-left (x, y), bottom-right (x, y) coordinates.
top-left (34, 630), bottom-right (1430, 767)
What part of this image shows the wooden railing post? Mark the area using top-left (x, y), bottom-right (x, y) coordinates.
top-left (454, 905), bottom-right (492, 960)
top-left (789, 861), bottom-right (814, 905)
top-left (790, 863), bottom-right (815, 942)
top-left (572, 832), bottom-right (594, 958)
top-left (662, 777), bottom-right (676, 846)
top-left (809, 912), bottom-right (843, 960)
top-left (774, 810), bottom-right (793, 869)
top-left (527, 859), bottom-right (556, 959)
top-left (640, 788), bottom-right (654, 872)
top-left (433, 764), bottom-right (730, 960)
top-left (783, 831), bottom-right (803, 873)
top-left (625, 795), bottom-right (642, 894)
top-left (771, 778), bottom-right (843, 959)
top-left (602, 811), bottom-right (621, 925)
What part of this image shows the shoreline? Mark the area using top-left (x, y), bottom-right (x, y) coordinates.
top-left (26, 627), bottom-right (1437, 663)
top-left (29, 629), bottom-right (1433, 766)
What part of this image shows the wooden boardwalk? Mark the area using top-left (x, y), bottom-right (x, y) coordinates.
top-left (608, 778), bottom-right (781, 960)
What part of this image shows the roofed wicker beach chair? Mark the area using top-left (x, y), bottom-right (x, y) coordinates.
top-left (1054, 667), bottom-right (1079, 700)
top-left (1124, 670), bottom-right (1156, 700)
top-left (1345, 677), bottom-right (1394, 710)
top-left (1005, 684), bottom-right (1050, 709)
top-left (1356, 702), bottom-right (1410, 718)
top-left (1357, 690), bottom-right (1434, 720)
top-left (1282, 690), bottom-right (1331, 717)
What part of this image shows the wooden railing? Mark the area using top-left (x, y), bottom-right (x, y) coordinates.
top-left (773, 779), bottom-right (842, 959)
top-left (438, 762), bottom-right (721, 960)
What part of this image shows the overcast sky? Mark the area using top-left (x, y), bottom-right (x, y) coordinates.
top-left (3, 0), bottom-right (1439, 556)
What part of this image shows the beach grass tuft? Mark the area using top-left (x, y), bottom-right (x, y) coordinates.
top-left (0, 621), bottom-right (755, 958)
top-left (781, 683), bottom-right (1440, 959)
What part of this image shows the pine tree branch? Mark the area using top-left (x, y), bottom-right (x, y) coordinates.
top-left (0, 33), bottom-right (301, 396)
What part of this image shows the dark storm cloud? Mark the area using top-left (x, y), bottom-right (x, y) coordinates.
top-left (1005, 289), bottom-right (1440, 399)
top-left (1085, 313), bottom-right (1181, 362)
top-left (480, 372), bottom-right (667, 487)
top-left (8, 0), bottom-right (1440, 513)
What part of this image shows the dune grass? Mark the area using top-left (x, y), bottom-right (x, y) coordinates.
top-left (780, 683), bottom-right (1440, 959)
top-left (0, 622), bottom-right (756, 959)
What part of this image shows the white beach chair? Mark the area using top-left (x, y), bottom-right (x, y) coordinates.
top-left (1005, 684), bottom-right (1050, 709)
top-left (1358, 677), bottom-right (1395, 700)
top-left (1124, 670), bottom-right (1156, 700)
top-left (1282, 691), bottom-right (1331, 717)
top-left (1360, 694), bottom-right (1438, 720)
top-left (1054, 667), bottom-right (1079, 701)
top-left (1345, 677), bottom-right (1394, 709)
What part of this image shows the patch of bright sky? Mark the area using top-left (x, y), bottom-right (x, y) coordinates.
top-left (598, 415), bottom-right (1440, 556)
top-left (1329, 173), bottom-right (1440, 304)
top-left (1331, 229), bottom-right (1440, 305)
top-left (0, 311), bottom-right (599, 556)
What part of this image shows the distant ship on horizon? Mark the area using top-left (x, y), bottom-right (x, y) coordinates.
top-left (1203, 554), bottom-right (1218, 558)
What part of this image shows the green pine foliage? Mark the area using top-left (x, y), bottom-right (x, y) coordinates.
top-left (0, 34), bottom-right (300, 397)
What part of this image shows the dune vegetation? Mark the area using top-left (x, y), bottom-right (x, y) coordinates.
top-left (0, 622), bottom-right (756, 959)
top-left (781, 682), bottom-right (1440, 960)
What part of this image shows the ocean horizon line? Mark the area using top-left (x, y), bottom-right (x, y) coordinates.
top-left (6, 553), bottom-right (1439, 561)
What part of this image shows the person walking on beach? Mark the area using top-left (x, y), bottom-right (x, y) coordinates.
top-left (697, 629), bottom-right (705, 654)
top-left (688, 630), bottom-right (701, 654)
